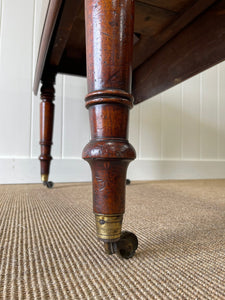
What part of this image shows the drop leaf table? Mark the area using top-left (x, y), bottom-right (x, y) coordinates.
top-left (33, 0), bottom-right (225, 258)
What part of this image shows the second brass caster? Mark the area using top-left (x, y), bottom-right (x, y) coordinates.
top-left (43, 181), bottom-right (54, 188)
top-left (41, 174), bottom-right (54, 189)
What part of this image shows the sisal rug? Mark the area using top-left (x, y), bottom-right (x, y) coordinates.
top-left (0, 180), bottom-right (225, 299)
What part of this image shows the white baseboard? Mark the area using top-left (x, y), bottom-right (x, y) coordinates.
top-left (0, 158), bottom-right (90, 184)
top-left (1, 158), bottom-right (225, 184)
top-left (129, 159), bottom-right (225, 180)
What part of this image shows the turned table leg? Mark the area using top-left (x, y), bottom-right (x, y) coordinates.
top-left (39, 71), bottom-right (56, 188)
top-left (83, 0), bottom-right (138, 258)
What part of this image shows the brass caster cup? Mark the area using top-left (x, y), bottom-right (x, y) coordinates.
top-left (41, 174), bottom-right (54, 188)
top-left (95, 214), bottom-right (123, 242)
top-left (41, 174), bottom-right (49, 182)
top-left (104, 231), bottom-right (138, 259)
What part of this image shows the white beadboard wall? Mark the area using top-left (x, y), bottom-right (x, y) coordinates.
top-left (1, 0), bottom-right (225, 183)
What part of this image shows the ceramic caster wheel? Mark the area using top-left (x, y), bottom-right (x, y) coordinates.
top-left (126, 179), bottom-right (131, 185)
top-left (43, 181), bottom-right (54, 189)
top-left (117, 231), bottom-right (138, 259)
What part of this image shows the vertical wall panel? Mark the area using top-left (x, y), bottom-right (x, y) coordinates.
top-left (30, 0), bottom-right (37, 158)
top-left (0, 0), bottom-right (2, 37)
top-left (129, 105), bottom-right (140, 158)
top-left (52, 76), bottom-right (63, 158)
top-left (218, 61), bottom-right (225, 159)
top-left (139, 95), bottom-right (161, 159)
top-left (200, 66), bottom-right (218, 159)
top-left (62, 75), bottom-right (89, 158)
top-left (0, 0), bottom-right (34, 157)
top-left (182, 75), bottom-right (201, 159)
top-left (161, 85), bottom-right (182, 159)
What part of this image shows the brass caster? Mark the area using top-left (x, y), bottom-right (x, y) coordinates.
top-left (43, 181), bottom-right (54, 189)
top-left (126, 179), bottom-right (131, 185)
top-left (103, 231), bottom-right (138, 259)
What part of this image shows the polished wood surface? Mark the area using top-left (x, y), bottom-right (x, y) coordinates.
top-left (34, 0), bottom-right (224, 103)
top-left (82, 0), bottom-right (135, 215)
top-left (39, 71), bottom-right (56, 181)
top-left (33, 0), bottom-right (225, 250)
top-left (33, 0), bottom-right (62, 95)
top-left (133, 0), bottom-right (225, 103)
top-left (133, 0), bottom-right (216, 69)
top-left (33, 0), bottom-right (225, 187)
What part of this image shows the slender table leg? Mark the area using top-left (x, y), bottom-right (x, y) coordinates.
top-left (83, 0), bottom-right (138, 258)
top-left (39, 71), bottom-right (56, 188)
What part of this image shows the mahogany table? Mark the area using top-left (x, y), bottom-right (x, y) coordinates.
top-left (33, 0), bottom-right (225, 258)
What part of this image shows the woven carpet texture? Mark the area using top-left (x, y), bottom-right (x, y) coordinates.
top-left (0, 180), bottom-right (225, 299)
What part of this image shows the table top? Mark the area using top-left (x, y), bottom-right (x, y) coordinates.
top-left (34, 0), bottom-right (225, 104)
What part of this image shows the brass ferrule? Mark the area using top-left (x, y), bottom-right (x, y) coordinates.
top-left (95, 214), bottom-right (123, 242)
top-left (41, 174), bottom-right (49, 182)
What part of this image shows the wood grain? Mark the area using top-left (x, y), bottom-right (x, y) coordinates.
top-left (39, 71), bottom-right (56, 178)
top-left (136, 0), bottom-right (195, 12)
top-left (33, 0), bottom-right (62, 95)
top-left (83, 0), bottom-right (136, 215)
top-left (49, 0), bottom-right (83, 66)
top-left (133, 0), bottom-right (225, 103)
top-left (134, 1), bottom-right (176, 36)
top-left (133, 0), bottom-right (216, 69)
